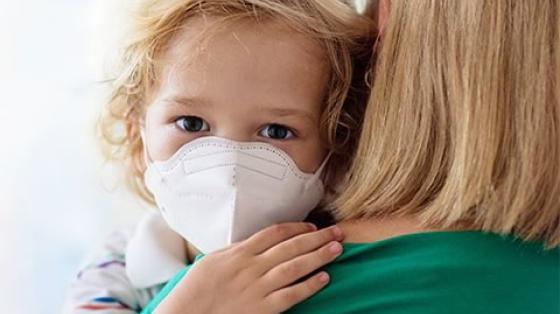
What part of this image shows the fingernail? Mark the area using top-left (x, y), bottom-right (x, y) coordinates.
top-left (307, 223), bottom-right (317, 231)
top-left (329, 241), bottom-right (343, 255)
top-left (319, 272), bottom-right (330, 283)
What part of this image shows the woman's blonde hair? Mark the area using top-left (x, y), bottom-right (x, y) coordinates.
top-left (100, 0), bottom-right (372, 204)
top-left (336, 0), bottom-right (560, 246)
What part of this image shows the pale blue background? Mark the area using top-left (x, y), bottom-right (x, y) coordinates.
top-left (0, 0), bottom-right (146, 312)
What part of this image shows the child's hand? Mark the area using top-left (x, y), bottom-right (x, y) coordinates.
top-left (155, 222), bottom-right (344, 314)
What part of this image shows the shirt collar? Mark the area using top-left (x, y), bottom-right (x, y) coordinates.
top-left (126, 211), bottom-right (187, 288)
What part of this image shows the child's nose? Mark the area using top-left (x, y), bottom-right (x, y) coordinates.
top-left (212, 124), bottom-right (251, 143)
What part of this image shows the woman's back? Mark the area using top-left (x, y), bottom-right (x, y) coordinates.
top-left (316, 1), bottom-right (560, 311)
top-left (289, 231), bottom-right (559, 314)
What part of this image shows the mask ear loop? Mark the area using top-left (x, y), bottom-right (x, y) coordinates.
top-left (140, 129), bottom-right (165, 185)
top-left (304, 152), bottom-right (332, 189)
top-left (140, 130), bottom-right (168, 215)
top-left (140, 129), bottom-right (154, 166)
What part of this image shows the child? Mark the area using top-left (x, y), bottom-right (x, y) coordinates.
top-left (64, 0), bottom-right (372, 313)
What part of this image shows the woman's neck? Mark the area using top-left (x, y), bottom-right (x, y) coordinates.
top-left (337, 216), bottom-right (435, 243)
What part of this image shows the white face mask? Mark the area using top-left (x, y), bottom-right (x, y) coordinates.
top-left (144, 136), bottom-right (327, 254)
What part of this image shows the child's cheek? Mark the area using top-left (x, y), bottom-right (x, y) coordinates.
top-left (280, 140), bottom-right (325, 174)
top-left (144, 114), bottom-right (183, 161)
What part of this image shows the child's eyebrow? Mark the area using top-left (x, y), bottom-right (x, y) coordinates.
top-left (161, 96), bottom-right (315, 122)
top-left (261, 107), bottom-right (316, 123)
top-left (162, 96), bottom-right (211, 107)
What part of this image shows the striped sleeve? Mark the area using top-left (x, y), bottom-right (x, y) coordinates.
top-left (63, 229), bottom-right (162, 314)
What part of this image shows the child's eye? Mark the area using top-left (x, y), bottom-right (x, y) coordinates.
top-left (259, 124), bottom-right (295, 140)
top-left (175, 116), bottom-right (210, 133)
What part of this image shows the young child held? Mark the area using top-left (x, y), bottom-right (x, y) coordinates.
top-left (65, 1), bottom-right (372, 313)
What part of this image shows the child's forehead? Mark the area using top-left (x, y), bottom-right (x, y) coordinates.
top-left (148, 16), bottom-right (331, 117)
top-left (159, 16), bottom-right (329, 70)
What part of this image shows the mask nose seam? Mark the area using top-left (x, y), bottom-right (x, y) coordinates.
top-left (227, 164), bottom-right (238, 246)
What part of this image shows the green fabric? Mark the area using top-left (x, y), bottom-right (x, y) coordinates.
top-left (142, 231), bottom-right (560, 314)
top-left (140, 255), bottom-right (202, 314)
top-left (141, 267), bottom-right (189, 314)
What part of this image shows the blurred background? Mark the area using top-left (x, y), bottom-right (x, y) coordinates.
top-left (0, 0), bottom-right (369, 312)
top-left (0, 0), bottom-right (147, 312)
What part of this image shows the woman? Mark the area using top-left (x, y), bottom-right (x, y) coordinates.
top-left (153, 0), bottom-right (559, 313)
top-left (292, 0), bottom-right (560, 312)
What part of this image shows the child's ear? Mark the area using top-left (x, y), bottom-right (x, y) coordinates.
top-left (124, 108), bottom-right (143, 142)
top-left (125, 122), bottom-right (138, 141)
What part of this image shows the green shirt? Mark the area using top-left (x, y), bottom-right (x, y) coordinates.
top-left (142, 231), bottom-right (560, 314)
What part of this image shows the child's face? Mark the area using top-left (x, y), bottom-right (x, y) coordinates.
top-left (144, 18), bottom-right (330, 173)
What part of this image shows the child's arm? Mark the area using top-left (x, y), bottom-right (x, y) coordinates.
top-left (150, 223), bottom-right (344, 314)
top-left (63, 230), bottom-right (159, 314)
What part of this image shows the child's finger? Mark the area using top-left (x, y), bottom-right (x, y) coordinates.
top-left (265, 271), bottom-right (330, 313)
top-left (241, 222), bottom-right (317, 255)
top-left (261, 240), bottom-right (342, 292)
top-left (259, 225), bottom-right (343, 268)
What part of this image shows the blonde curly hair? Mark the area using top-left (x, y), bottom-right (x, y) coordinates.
top-left (99, 0), bottom-right (373, 204)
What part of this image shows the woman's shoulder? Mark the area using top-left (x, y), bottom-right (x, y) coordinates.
top-left (289, 227), bottom-right (559, 314)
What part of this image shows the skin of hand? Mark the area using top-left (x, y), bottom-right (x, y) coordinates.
top-left (155, 222), bottom-right (344, 314)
